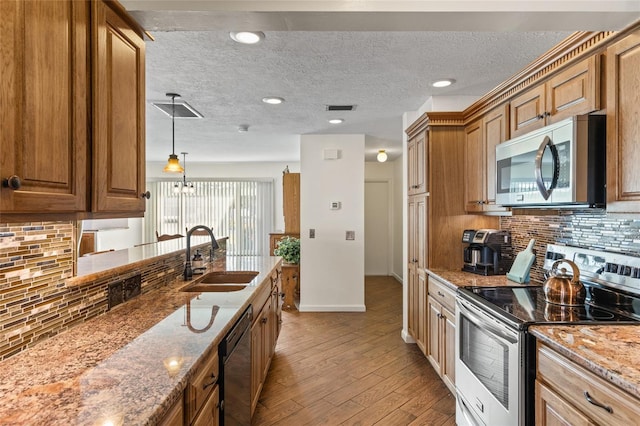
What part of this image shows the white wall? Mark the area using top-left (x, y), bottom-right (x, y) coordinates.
top-left (147, 161), bottom-right (300, 232)
top-left (299, 134), bottom-right (365, 312)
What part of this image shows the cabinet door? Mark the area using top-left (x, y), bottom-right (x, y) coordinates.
top-left (606, 33), bottom-right (640, 211)
top-left (536, 380), bottom-right (596, 426)
top-left (92, 1), bottom-right (146, 214)
top-left (546, 56), bottom-right (599, 124)
top-left (426, 295), bottom-right (442, 373)
top-left (0, 0), bottom-right (89, 213)
top-left (441, 305), bottom-right (456, 395)
top-left (159, 394), bottom-right (184, 426)
top-left (408, 132), bottom-right (427, 195)
top-left (464, 119), bottom-right (484, 212)
top-left (250, 317), bottom-right (263, 415)
top-left (416, 194), bottom-right (427, 270)
top-left (510, 84), bottom-right (546, 138)
top-left (416, 271), bottom-right (427, 354)
top-left (482, 104), bottom-right (510, 211)
top-left (283, 173), bottom-right (300, 233)
top-left (192, 385), bottom-right (220, 426)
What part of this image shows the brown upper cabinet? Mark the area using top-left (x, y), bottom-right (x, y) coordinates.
top-left (1, 0), bottom-right (90, 214)
top-left (283, 173), bottom-right (300, 233)
top-left (510, 56), bottom-right (600, 138)
top-left (606, 32), bottom-right (640, 212)
top-left (407, 130), bottom-right (427, 196)
top-left (0, 0), bottom-right (147, 218)
top-left (464, 103), bottom-right (509, 213)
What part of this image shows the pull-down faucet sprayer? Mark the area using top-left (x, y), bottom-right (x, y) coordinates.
top-left (184, 225), bottom-right (219, 280)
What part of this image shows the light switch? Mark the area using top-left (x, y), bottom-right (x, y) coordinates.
top-left (346, 231), bottom-right (355, 240)
top-left (309, 228), bottom-right (315, 239)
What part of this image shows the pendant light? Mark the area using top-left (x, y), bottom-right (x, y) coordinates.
top-left (163, 93), bottom-right (185, 173)
top-left (174, 152), bottom-right (195, 194)
top-left (377, 149), bottom-right (388, 162)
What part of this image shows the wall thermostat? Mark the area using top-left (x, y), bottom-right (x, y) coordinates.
top-left (330, 201), bottom-right (341, 210)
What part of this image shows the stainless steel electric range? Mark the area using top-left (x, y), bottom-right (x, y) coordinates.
top-left (455, 244), bottom-right (640, 426)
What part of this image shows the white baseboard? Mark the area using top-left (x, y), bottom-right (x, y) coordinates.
top-left (401, 328), bottom-right (416, 343)
top-left (298, 304), bottom-right (366, 312)
top-left (391, 272), bottom-right (403, 283)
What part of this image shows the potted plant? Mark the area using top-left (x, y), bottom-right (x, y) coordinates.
top-left (274, 236), bottom-right (300, 264)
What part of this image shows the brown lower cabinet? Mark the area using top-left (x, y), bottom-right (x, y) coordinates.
top-left (536, 342), bottom-right (640, 425)
top-left (425, 275), bottom-right (457, 395)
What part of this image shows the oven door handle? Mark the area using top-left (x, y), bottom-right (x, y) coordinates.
top-left (457, 300), bottom-right (518, 345)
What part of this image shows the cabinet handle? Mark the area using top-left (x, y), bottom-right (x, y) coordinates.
top-left (2, 175), bottom-right (21, 190)
top-left (280, 292), bottom-right (286, 300)
top-left (437, 291), bottom-right (445, 298)
top-left (544, 111), bottom-right (551, 117)
top-left (537, 114), bottom-right (545, 120)
top-left (140, 191), bottom-right (151, 199)
top-left (583, 391), bottom-right (613, 413)
top-left (203, 373), bottom-right (217, 390)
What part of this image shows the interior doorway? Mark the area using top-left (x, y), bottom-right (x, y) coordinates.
top-left (365, 180), bottom-right (390, 275)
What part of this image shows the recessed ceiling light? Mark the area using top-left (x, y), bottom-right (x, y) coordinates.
top-left (328, 118), bottom-right (344, 124)
top-left (230, 31), bottom-right (265, 44)
top-left (262, 97), bottom-right (284, 105)
top-left (431, 79), bottom-right (455, 88)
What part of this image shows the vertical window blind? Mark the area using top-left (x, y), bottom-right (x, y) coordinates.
top-left (144, 179), bottom-right (274, 256)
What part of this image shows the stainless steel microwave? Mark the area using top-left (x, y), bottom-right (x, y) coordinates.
top-left (495, 115), bottom-right (605, 207)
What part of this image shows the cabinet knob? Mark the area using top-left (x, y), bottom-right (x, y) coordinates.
top-left (537, 114), bottom-right (545, 120)
top-left (261, 317), bottom-right (268, 324)
top-left (140, 191), bottom-right (151, 199)
top-left (2, 175), bottom-right (21, 190)
top-left (544, 111), bottom-right (551, 117)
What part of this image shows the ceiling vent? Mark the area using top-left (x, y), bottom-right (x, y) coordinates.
top-left (325, 105), bottom-right (357, 112)
top-left (151, 100), bottom-right (204, 119)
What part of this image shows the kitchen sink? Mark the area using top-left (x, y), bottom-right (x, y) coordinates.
top-left (199, 271), bottom-right (258, 284)
top-left (182, 283), bottom-right (248, 292)
top-left (180, 271), bottom-right (259, 293)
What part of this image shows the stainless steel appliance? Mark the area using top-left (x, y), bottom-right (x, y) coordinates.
top-left (219, 306), bottom-right (252, 426)
top-left (455, 244), bottom-right (640, 426)
top-left (495, 115), bottom-right (605, 207)
top-left (462, 229), bottom-right (512, 276)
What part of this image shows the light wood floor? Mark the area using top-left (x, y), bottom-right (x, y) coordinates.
top-left (252, 276), bottom-right (456, 425)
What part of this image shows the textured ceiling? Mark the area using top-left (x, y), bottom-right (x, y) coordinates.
top-left (124, 2), bottom-right (640, 163)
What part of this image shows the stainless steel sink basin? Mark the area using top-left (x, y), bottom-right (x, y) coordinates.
top-left (182, 283), bottom-right (248, 292)
top-left (180, 271), bottom-right (259, 292)
top-left (199, 271), bottom-right (258, 284)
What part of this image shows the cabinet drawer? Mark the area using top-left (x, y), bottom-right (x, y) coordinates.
top-left (428, 276), bottom-right (456, 312)
top-left (192, 385), bottom-right (220, 426)
top-left (537, 343), bottom-right (640, 425)
top-left (187, 350), bottom-right (219, 423)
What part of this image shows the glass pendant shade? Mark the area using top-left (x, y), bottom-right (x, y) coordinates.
top-left (164, 154), bottom-right (184, 173)
top-left (377, 150), bottom-right (388, 162)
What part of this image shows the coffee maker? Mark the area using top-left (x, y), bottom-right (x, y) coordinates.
top-left (462, 229), bottom-right (512, 275)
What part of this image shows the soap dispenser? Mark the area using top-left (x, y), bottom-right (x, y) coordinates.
top-left (192, 250), bottom-right (205, 274)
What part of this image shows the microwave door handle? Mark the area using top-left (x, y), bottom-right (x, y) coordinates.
top-left (457, 300), bottom-right (518, 345)
top-left (534, 136), bottom-right (560, 200)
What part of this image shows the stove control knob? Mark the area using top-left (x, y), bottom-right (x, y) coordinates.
top-left (622, 265), bottom-right (633, 276)
top-left (632, 267), bottom-right (640, 278)
top-left (605, 262), bottom-right (619, 273)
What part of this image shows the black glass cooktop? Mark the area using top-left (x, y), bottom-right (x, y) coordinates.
top-left (459, 285), bottom-right (639, 327)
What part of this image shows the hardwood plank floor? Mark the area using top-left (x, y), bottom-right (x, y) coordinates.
top-left (253, 276), bottom-right (456, 425)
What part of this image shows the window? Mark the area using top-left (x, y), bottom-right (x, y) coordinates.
top-left (144, 180), bottom-right (274, 255)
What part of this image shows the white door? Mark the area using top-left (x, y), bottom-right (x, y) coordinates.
top-left (365, 181), bottom-right (390, 275)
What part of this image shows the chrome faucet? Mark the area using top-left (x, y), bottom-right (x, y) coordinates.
top-left (184, 225), bottom-right (219, 280)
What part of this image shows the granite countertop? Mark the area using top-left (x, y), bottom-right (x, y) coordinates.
top-left (530, 324), bottom-right (640, 400)
top-left (0, 255), bottom-right (280, 425)
top-left (427, 269), bottom-right (540, 289)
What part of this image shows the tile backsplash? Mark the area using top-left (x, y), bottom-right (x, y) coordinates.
top-left (501, 209), bottom-right (640, 282)
top-left (0, 221), bottom-right (224, 361)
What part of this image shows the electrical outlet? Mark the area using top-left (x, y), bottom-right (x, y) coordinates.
top-left (309, 228), bottom-right (315, 238)
top-left (346, 231), bottom-right (355, 240)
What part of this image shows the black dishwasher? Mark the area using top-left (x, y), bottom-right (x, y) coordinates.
top-left (219, 306), bottom-right (252, 425)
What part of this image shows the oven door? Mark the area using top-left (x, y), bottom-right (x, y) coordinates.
top-left (455, 297), bottom-right (523, 426)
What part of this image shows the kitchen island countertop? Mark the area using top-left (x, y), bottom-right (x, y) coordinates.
top-left (0, 255), bottom-right (280, 425)
top-left (530, 324), bottom-right (640, 400)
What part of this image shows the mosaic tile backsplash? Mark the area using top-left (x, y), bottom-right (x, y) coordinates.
top-left (0, 221), bottom-right (223, 361)
top-left (501, 209), bottom-right (640, 283)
